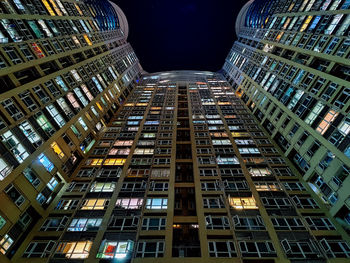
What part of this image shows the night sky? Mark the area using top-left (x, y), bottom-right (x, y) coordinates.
top-left (115, 0), bottom-right (247, 73)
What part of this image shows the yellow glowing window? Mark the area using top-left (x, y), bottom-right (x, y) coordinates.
top-left (41, 0), bottom-right (55, 15)
top-left (144, 88), bottom-right (154, 91)
top-left (255, 183), bottom-right (281, 191)
top-left (151, 107), bottom-right (161, 110)
top-left (89, 159), bottom-right (103, 166)
top-left (229, 197), bottom-right (258, 209)
top-left (125, 103), bottom-right (135, 106)
top-left (85, 113), bottom-right (92, 122)
top-left (83, 34), bottom-right (92, 46)
top-left (218, 102), bottom-right (231, 105)
top-left (96, 102), bottom-right (103, 112)
top-left (282, 18), bottom-right (291, 29)
top-left (114, 140), bottom-right (133, 146)
top-left (317, 110), bottom-right (338, 135)
top-left (74, 3), bottom-right (83, 15)
top-left (56, 241), bottom-right (92, 259)
top-left (210, 132), bottom-right (228, 137)
top-left (104, 158), bottom-right (126, 166)
top-left (300, 16), bottom-right (313, 32)
top-left (31, 43), bottom-right (45, 58)
top-left (51, 142), bottom-right (65, 159)
top-left (231, 132), bottom-right (250, 137)
top-left (276, 32), bottom-right (284, 41)
top-left (81, 199), bottom-right (108, 210)
top-left (48, 0), bottom-right (62, 15)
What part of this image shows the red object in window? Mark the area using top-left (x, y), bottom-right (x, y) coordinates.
top-left (31, 43), bottom-right (45, 58)
top-left (104, 244), bottom-right (116, 257)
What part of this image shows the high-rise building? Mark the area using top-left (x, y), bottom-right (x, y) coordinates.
top-left (0, 0), bottom-right (142, 261)
top-left (0, 0), bottom-right (350, 263)
top-left (223, 0), bottom-right (350, 231)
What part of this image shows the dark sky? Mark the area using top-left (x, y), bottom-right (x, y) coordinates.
top-left (115, 0), bottom-right (247, 73)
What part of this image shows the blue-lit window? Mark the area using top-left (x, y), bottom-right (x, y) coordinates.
top-left (38, 153), bottom-right (54, 172)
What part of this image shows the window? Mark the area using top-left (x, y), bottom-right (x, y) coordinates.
top-left (46, 104), bottom-right (65, 127)
top-left (80, 199), bottom-right (109, 210)
top-left (5, 184), bottom-right (25, 206)
top-left (1, 130), bottom-right (29, 163)
top-left (145, 198), bottom-right (168, 209)
top-left (281, 239), bottom-right (320, 259)
top-left (55, 199), bottom-right (79, 210)
top-left (203, 197), bottom-right (225, 208)
top-left (233, 215), bottom-right (265, 230)
top-left (248, 167), bottom-right (271, 177)
top-left (97, 240), bottom-right (134, 259)
top-left (115, 198), bottom-right (143, 209)
top-left (23, 241), bottom-right (56, 258)
top-left (141, 218), bottom-right (166, 230)
top-left (109, 216), bottom-right (139, 230)
top-left (55, 241), bottom-right (92, 259)
top-left (90, 182), bottom-right (115, 192)
top-left (38, 153), bottom-right (54, 172)
top-left (0, 215), bottom-right (6, 230)
top-left (239, 241), bottom-right (276, 258)
top-left (0, 235), bottom-right (14, 255)
top-left (205, 216), bottom-right (230, 229)
top-left (50, 142), bottom-right (65, 159)
top-left (136, 241), bottom-right (164, 258)
top-left (228, 196), bottom-right (258, 209)
top-left (40, 217), bottom-right (68, 231)
top-left (271, 217), bottom-right (305, 230)
top-left (320, 239), bottom-right (350, 258)
top-left (68, 218), bottom-right (102, 231)
top-left (208, 241), bottom-right (236, 257)
top-left (305, 217), bottom-right (335, 230)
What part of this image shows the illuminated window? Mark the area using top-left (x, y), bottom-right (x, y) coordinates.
top-left (83, 34), bottom-right (92, 46)
top-left (115, 140), bottom-right (133, 146)
top-left (96, 102), bottom-right (103, 112)
top-left (104, 159), bottom-right (126, 166)
top-left (248, 167), bottom-right (271, 177)
top-left (317, 109), bottom-right (338, 135)
top-left (254, 182), bottom-right (281, 191)
top-left (0, 234), bottom-right (14, 255)
top-left (116, 198), bottom-right (144, 209)
top-left (55, 241), bottom-right (92, 259)
top-left (145, 198), bottom-right (167, 209)
top-left (87, 158), bottom-right (103, 166)
top-left (80, 199), bottom-right (109, 210)
top-left (51, 142), bottom-right (65, 159)
top-left (1, 130), bottom-right (29, 163)
top-left (134, 148), bottom-right (154, 155)
top-left (68, 218), bottom-right (102, 232)
top-left (97, 240), bottom-right (133, 259)
top-left (38, 153), bottom-right (54, 172)
top-left (0, 216), bottom-right (6, 230)
top-left (228, 197), bottom-right (258, 209)
top-left (90, 182), bottom-right (115, 192)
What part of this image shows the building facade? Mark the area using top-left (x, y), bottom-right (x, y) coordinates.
top-left (1, 0), bottom-right (350, 263)
top-left (223, 0), bottom-right (350, 231)
top-left (0, 0), bottom-right (142, 261)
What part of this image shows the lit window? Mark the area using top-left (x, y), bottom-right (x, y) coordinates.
top-left (78, 117), bottom-right (88, 131)
top-left (228, 197), bottom-right (258, 209)
top-left (317, 109), bottom-right (338, 135)
top-left (50, 142), bottom-right (65, 159)
top-left (46, 104), bottom-right (65, 127)
top-left (0, 216), bottom-right (6, 230)
top-left (19, 121), bottom-right (42, 146)
top-left (55, 241), bottom-right (92, 259)
top-left (0, 158), bottom-right (12, 180)
top-left (116, 198), bottom-right (144, 209)
top-left (134, 148), bottom-right (154, 155)
top-left (248, 167), bottom-right (271, 177)
top-left (68, 218), bottom-right (102, 231)
top-left (104, 159), bottom-right (126, 166)
top-left (0, 234), bottom-right (14, 255)
top-left (97, 240), bottom-right (133, 259)
top-left (38, 153), bottom-right (54, 172)
top-left (90, 182), bottom-right (115, 192)
top-left (145, 198), bottom-right (167, 209)
top-left (81, 199), bottom-right (109, 210)
top-left (83, 34), bottom-right (92, 45)
top-left (1, 130), bottom-right (29, 163)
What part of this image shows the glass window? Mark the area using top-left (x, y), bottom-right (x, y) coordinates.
top-left (55, 241), bottom-right (92, 259)
top-left (68, 218), bottom-right (102, 231)
top-left (1, 130), bottom-right (29, 163)
top-left (38, 153), bottom-right (54, 172)
top-left (145, 198), bottom-right (168, 209)
top-left (97, 240), bottom-right (133, 259)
